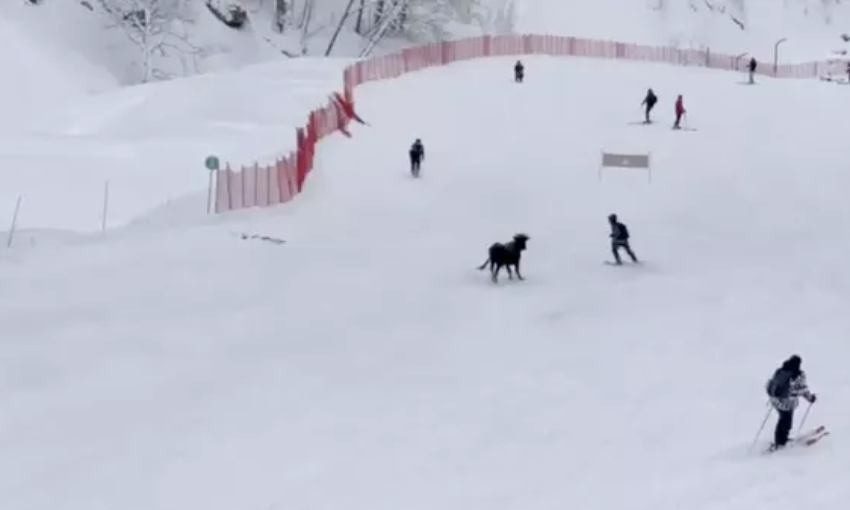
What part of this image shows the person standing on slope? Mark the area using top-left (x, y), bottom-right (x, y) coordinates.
top-left (608, 214), bottom-right (638, 265)
top-left (748, 58), bottom-right (757, 84)
top-left (766, 355), bottom-right (817, 450)
top-left (641, 88), bottom-right (657, 123)
top-left (409, 138), bottom-right (425, 177)
top-left (514, 60), bottom-right (524, 83)
top-left (673, 95), bottom-right (686, 129)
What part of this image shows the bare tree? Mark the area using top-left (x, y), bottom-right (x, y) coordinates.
top-left (355, 0), bottom-right (367, 33)
top-left (273, 0), bottom-right (287, 32)
top-left (96, 0), bottom-right (204, 82)
top-left (326, 0), bottom-right (357, 55)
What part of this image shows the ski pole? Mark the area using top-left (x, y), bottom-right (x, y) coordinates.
top-left (797, 401), bottom-right (813, 433)
top-left (750, 405), bottom-right (773, 452)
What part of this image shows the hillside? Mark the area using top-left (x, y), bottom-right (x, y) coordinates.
top-left (3, 0), bottom-right (850, 507)
top-left (6, 0), bottom-right (849, 94)
top-left (3, 52), bottom-right (849, 510)
top-left (5, 0), bottom-right (510, 86)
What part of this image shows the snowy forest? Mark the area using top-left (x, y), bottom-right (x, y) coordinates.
top-left (16, 0), bottom-right (850, 85)
top-left (18, 0), bottom-right (509, 84)
top-left (651, 0), bottom-right (848, 30)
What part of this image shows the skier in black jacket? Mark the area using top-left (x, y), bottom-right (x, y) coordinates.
top-left (409, 138), bottom-right (424, 177)
top-left (514, 60), bottom-right (524, 83)
top-left (641, 88), bottom-right (657, 123)
top-left (748, 58), bottom-right (757, 84)
top-left (608, 214), bottom-right (638, 264)
top-left (765, 355), bottom-right (816, 450)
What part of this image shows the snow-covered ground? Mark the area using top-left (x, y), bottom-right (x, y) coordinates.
top-left (0, 56), bottom-right (349, 233)
top-left (516, 0), bottom-right (850, 61)
top-left (3, 52), bottom-right (850, 509)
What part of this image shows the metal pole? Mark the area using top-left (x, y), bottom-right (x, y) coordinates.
top-left (101, 180), bottom-right (109, 232)
top-left (774, 38), bottom-right (787, 77)
top-left (6, 195), bottom-right (22, 248)
top-left (207, 170), bottom-right (215, 214)
top-left (750, 403), bottom-right (773, 452)
top-left (798, 401), bottom-right (813, 434)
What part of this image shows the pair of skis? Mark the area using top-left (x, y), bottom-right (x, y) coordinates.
top-left (766, 425), bottom-right (829, 453)
top-left (628, 120), bottom-right (696, 131)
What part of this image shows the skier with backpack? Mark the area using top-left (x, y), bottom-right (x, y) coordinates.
top-left (641, 88), bottom-right (657, 123)
top-left (747, 57), bottom-right (757, 84)
top-left (765, 355), bottom-right (817, 450)
top-left (607, 213), bottom-right (638, 265)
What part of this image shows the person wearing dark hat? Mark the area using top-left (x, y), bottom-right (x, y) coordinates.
top-left (765, 355), bottom-right (817, 449)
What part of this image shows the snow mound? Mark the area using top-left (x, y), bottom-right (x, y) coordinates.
top-left (0, 56), bottom-right (348, 233)
top-left (0, 16), bottom-right (116, 132)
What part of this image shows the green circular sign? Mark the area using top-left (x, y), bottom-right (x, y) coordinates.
top-left (205, 155), bottom-right (220, 170)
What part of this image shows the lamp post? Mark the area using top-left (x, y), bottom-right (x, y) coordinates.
top-left (774, 38), bottom-right (787, 77)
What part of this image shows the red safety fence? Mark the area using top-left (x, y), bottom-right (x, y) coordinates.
top-left (213, 34), bottom-right (843, 213)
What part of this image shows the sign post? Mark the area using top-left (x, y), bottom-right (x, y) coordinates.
top-left (205, 155), bottom-right (220, 214)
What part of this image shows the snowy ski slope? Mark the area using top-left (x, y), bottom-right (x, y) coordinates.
top-left (3, 51), bottom-right (850, 509)
top-left (3, 0), bottom-right (850, 507)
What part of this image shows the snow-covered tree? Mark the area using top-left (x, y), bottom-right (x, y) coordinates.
top-left (352, 0), bottom-right (486, 49)
top-left (400, 0), bottom-right (489, 43)
top-left (95, 0), bottom-right (204, 82)
top-left (261, 0), bottom-right (493, 57)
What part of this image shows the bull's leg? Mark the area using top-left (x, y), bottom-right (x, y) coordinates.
top-left (515, 261), bottom-right (523, 280)
top-left (506, 265), bottom-right (514, 279)
top-left (491, 263), bottom-right (500, 283)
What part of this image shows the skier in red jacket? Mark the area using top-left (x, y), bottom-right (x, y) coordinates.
top-left (673, 95), bottom-right (685, 129)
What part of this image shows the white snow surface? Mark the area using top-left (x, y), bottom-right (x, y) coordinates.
top-left (3, 53), bottom-right (850, 509)
top-left (0, 57), bottom-right (348, 233)
top-left (516, 0), bottom-right (850, 61)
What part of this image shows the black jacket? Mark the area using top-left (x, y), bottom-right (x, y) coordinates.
top-left (610, 221), bottom-right (629, 242)
top-left (410, 141), bottom-right (424, 159)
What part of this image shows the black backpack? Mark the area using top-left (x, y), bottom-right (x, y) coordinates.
top-left (766, 368), bottom-right (792, 398)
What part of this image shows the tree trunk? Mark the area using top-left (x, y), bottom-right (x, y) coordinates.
top-left (325, 0), bottom-right (356, 55)
top-left (274, 0), bottom-right (286, 32)
top-left (355, 0), bottom-right (365, 34)
top-left (373, 0), bottom-right (385, 27)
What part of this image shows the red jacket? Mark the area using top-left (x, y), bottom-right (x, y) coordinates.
top-left (675, 98), bottom-right (685, 115)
